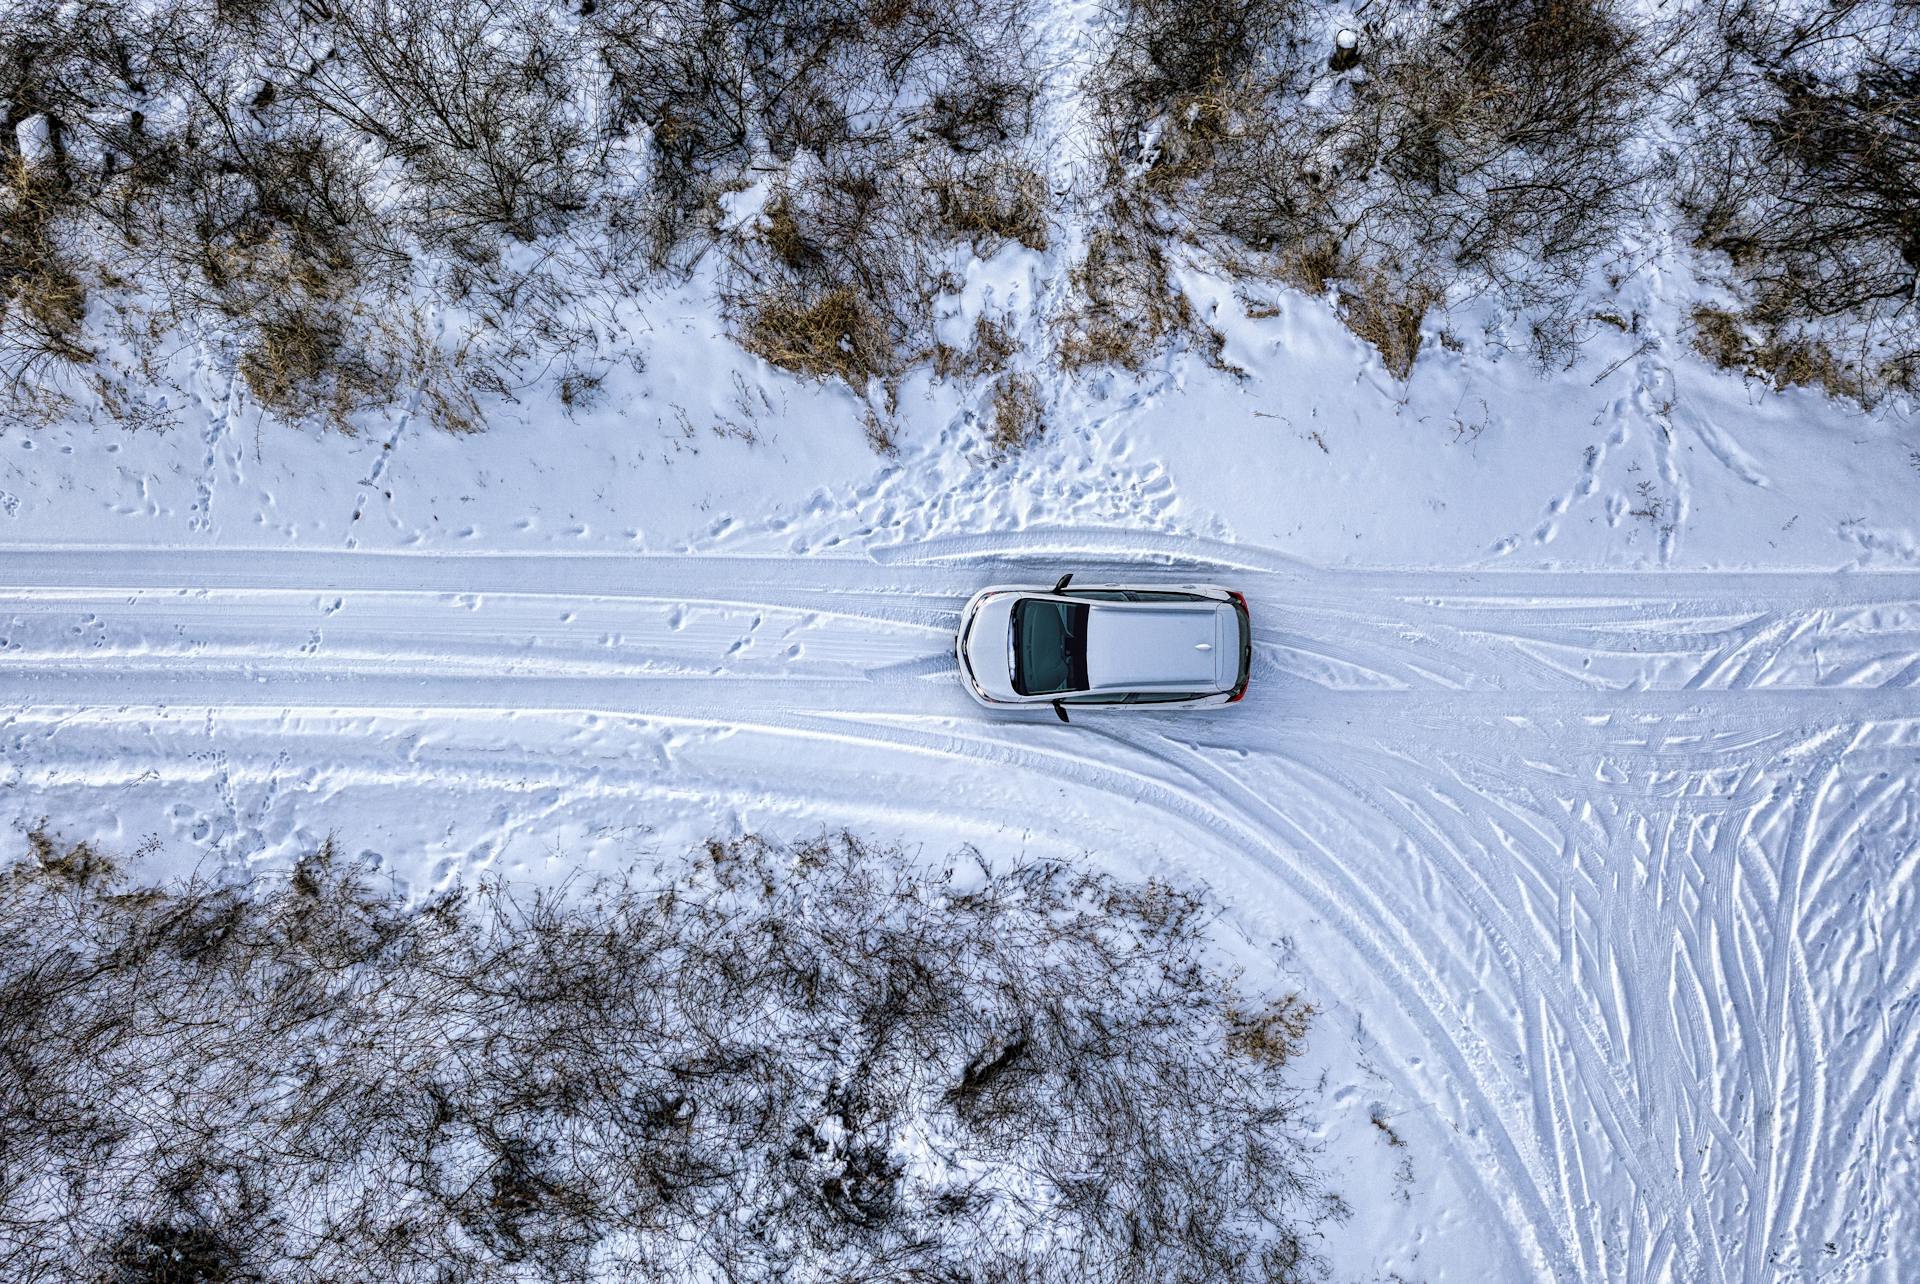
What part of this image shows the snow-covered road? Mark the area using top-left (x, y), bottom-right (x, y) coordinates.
top-left (3, 536), bottom-right (1917, 1282)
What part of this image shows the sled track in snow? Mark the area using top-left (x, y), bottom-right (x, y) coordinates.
top-left (3, 535), bottom-right (1918, 1283)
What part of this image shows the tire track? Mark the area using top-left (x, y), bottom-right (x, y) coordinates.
top-left (3, 541), bottom-right (1918, 1281)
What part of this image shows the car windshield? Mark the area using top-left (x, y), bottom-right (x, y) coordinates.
top-left (1011, 599), bottom-right (1089, 695)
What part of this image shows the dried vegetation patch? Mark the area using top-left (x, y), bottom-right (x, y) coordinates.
top-left (1084, 0), bottom-right (1659, 376)
top-left (1680, 2), bottom-right (1920, 405)
top-left (0, 828), bottom-right (1344, 1283)
top-left (0, 0), bottom-right (1051, 439)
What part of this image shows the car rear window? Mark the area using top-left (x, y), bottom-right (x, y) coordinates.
top-left (1011, 599), bottom-right (1089, 695)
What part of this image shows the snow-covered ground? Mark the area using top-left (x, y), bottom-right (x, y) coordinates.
top-left (6, 9), bottom-right (1920, 1279)
top-left (6, 291), bottom-right (1918, 1278)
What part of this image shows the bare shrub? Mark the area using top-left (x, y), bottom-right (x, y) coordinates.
top-left (1100, 0), bottom-right (1300, 113)
top-left (0, 0), bottom-right (512, 431)
top-left (1, 0), bottom-right (1045, 437)
top-left (0, 828), bottom-right (1342, 1283)
top-left (1091, 0), bottom-right (1659, 376)
top-left (598, 0), bottom-right (1044, 401)
top-left (294, 0), bottom-right (597, 247)
top-left (596, 0), bottom-right (1038, 253)
top-left (1681, 2), bottom-right (1920, 405)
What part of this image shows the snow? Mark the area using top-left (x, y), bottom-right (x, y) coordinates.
top-left (13, 112), bottom-right (51, 164)
top-left (4, 8), bottom-right (1920, 1284)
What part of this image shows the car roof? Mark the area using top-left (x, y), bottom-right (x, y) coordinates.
top-left (1082, 600), bottom-right (1227, 692)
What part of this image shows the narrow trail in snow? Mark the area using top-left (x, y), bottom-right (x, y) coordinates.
top-left (3, 536), bottom-right (1917, 1283)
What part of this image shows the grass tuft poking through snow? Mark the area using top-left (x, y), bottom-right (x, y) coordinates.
top-left (0, 827), bottom-right (1343, 1283)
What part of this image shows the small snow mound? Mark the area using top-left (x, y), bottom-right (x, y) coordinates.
top-left (15, 113), bottom-right (52, 164)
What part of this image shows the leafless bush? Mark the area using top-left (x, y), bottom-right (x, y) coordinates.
top-left (1090, 0), bottom-right (1659, 375)
top-left (1099, 0), bottom-right (1305, 122)
top-left (295, 0), bottom-right (597, 248)
top-left (0, 0), bottom-right (1045, 436)
top-left (0, 828), bottom-right (1341, 1283)
top-left (0, 0), bottom-right (554, 431)
top-left (1681, 1), bottom-right (1920, 404)
top-left (596, 0), bottom-right (1038, 254)
top-left (596, 0), bottom-right (1043, 395)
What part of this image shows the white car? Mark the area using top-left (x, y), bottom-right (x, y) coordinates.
top-left (956, 575), bottom-right (1252, 720)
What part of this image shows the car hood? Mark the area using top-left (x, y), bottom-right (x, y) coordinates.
top-left (1085, 603), bottom-right (1237, 692)
top-left (959, 593), bottom-right (1021, 701)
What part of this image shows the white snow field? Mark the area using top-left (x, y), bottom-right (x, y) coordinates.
top-left (5, 18), bottom-right (1920, 1276)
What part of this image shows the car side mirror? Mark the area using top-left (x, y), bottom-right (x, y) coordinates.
top-left (1052, 700), bottom-right (1070, 723)
top-left (1053, 573), bottom-right (1073, 593)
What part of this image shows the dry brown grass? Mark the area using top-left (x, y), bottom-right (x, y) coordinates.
top-left (987, 371), bottom-right (1044, 451)
top-left (22, 825), bottom-right (115, 884)
top-left (861, 403), bottom-right (898, 455)
top-left (743, 287), bottom-right (896, 387)
top-left (388, 311), bottom-right (485, 435)
top-left (238, 304), bottom-right (484, 434)
top-left (1055, 226), bottom-right (1195, 372)
top-left (1274, 238), bottom-right (1345, 299)
top-left (239, 308), bottom-right (353, 420)
top-left (934, 314), bottom-right (1019, 380)
top-left (1139, 90), bottom-right (1239, 199)
top-left (1689, 305), bottom-right (1748, 372)
top-left (1690, 304), bottom-right (1876, 404)
top-left (1227, 994), bottom-right (1317, 1067)
top-left (1338, 277), bottom-right (1435, 381)
top-left (930, 157), bottom-right (1050, 252)
top-left (0, 157), bottom-right (91, 377)
top-left (760, 192), bottom-right (811, 270)
top-left (1273, 241), bottom-right (1432, 377)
